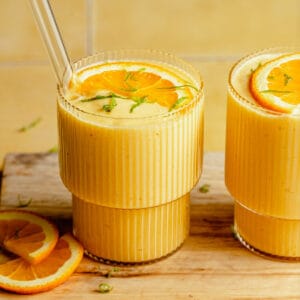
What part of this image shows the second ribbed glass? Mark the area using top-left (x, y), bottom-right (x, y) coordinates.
top-left (225, 47), bottom-right (300, 259)
top-left (57, 50), bottom-right (204, 263)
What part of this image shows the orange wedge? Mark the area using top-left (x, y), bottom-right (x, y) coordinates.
top-left (250, 53), bottom-right (300, 113)
top-left (0, 210), bottom-right (58, 265)
top-left (75, 62), bottom-right (194, 111)
top-left (0, 233), bottom-right (83, 294)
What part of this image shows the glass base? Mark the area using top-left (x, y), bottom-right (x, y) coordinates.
top-left (234, 200), bottom-right (300, 260)
top-left (72, 193), bottom-right (190, 264)
top-left (234, 226), bottom-right (300, 262)
top-left (84, 240), bottom-right (185, 266)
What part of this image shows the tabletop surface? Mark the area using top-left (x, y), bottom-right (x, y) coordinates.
top-left (1, 152), bottom-right (300, 300)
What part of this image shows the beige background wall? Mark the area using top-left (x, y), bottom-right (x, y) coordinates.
top-left (0, 0), bottom-right (299, 166)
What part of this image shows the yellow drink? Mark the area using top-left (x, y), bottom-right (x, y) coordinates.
top-left (226, 48), bottom-right (300, 258)
top-left (57, 50), bottom-right (204, 263)
top-left (72, 194), bottom-right (190, 263)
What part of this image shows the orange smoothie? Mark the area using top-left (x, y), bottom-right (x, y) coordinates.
top-left (226, 48), bottom-right (300, 258)
top-left (57, 50), bottom-right (204, 263)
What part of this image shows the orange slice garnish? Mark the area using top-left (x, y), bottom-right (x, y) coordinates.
top-left (75, 62), bottom-right (195, 111)
top-left (250, 53), bottom-right (300, 113)
top-left (0, 233), bottom-right (83, 294)
top-left (0, 210), bottom-right (58, 265)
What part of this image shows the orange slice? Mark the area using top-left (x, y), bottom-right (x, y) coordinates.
top-left (0, 233), bottom-right (83, 294)
top-left (250, 53), bottom-right (300, 113)
top-left (0, 210), bottom-right (59, 265)
top-left (75, 62), bottom-right (194, 111)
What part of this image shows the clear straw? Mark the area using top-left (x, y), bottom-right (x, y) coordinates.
top-left (29, 0), bottom-right (74, 86)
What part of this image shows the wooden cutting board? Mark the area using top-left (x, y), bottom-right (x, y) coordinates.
top-left (1, 152), bottom-right (300, 300)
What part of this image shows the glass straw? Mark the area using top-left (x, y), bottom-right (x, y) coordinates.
top-left (29, 0), bottom-right (74, 86)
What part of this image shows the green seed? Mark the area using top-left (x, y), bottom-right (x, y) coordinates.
top-left (98, 283), bottom-right (113, 293)
top-left (199, 184), bottom-right (210, 193)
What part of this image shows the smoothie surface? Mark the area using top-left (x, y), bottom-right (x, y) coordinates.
top-left (65, 61), bottom-right (199, 118)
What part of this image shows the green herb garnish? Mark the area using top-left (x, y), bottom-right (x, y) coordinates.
top-left (105, 267), bottom-right (120, 278)
top-left (137, 67), bottom-right (146, 73)
top-left (81, 93), bottom-right (129, 112)
top-left (283, 73), bottom-right (293, 86)
top-left (130, 96), bottom-right (147, 113)
top-left (98, 283), bottom-right (113, 293)
top-left (102, 97), bottom-right (117, 112)
top-left (157, 84), bottom-right (199, 92)
top-left (48, 145), bottom-right (58, 153)
top-left (17, 195), bottom-right (32, 208)
top-left (250, 62), bottom-right (262, 74)
top-left (18, 117), bottom-right (42, 133)
top-left (124, 68), bottom-right (146, 82)
top-left (260, 90), bottom-right (292, 94)
top-left (123, 68), bottom-right (147, 89)
top-left (124, 71), bottom-right (134, 82)
top-left (124, 78), bottom-right (136, 91)
top-left (199, 184), bottom-right (210, 193)
top-left (169, 96), bottom-right (188, 111)
top-left (267, 75), bottom-right (275, 80)
top-left (81, 93), bottom-right (125, 102)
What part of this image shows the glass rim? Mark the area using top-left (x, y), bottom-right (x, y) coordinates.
top-left (57, 49), bottom-right (204, 122)
top-left (228, 46), bottom-right (300, 118)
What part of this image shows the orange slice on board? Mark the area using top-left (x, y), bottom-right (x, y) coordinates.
top-left (250, 53), bottom-right (300, 113)
top-left (0, 210), bottom-right (58, 265)
top-left (75, 62), bottom-right (195, 111)
top-left (0, 233), bottom-right (83, 294)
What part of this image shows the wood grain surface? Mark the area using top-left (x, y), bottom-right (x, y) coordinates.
top-left (1, 152), bottom-right (300, 300)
